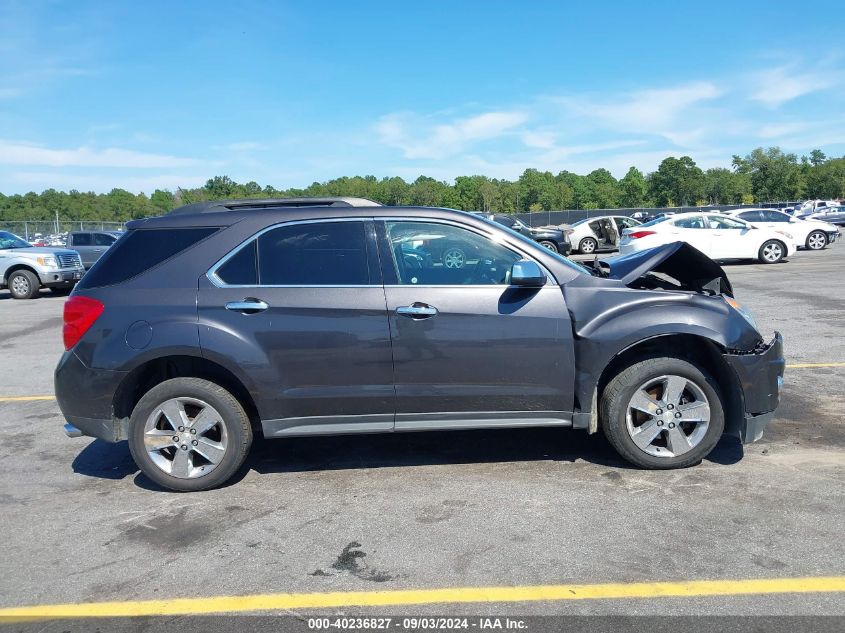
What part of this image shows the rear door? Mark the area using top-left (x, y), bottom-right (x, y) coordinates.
top-left (197, 218), bottom-right (395, 437)
top-left (70, 233), bottom-right (97, 268)
top-left (670, 216), bottom-right (714, 256)
top-left (377, 218), bottom-right (574, 429)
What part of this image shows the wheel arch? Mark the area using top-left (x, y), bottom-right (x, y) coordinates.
top-left (578, 333), bottom-right (744, 440)
top-left (2, 263), bottom-right (39, 284)
top-left (112, 355), bottom-right (262, 438)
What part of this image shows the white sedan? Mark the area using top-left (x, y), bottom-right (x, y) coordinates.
top-left (725, 208), bottom-right (839, 250)
top-left (619, 212), bottom-right (798, 264)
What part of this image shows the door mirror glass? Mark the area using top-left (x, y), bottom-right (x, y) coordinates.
top-left (510, 260), bottom-right (546, 287)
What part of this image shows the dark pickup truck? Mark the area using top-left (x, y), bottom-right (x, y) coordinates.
top-left (66, 231), bottom-right (123, 269)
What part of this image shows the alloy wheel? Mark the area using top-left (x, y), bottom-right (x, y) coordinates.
top-left (580, 239), bottom-right (596, 254)
top-left (143, 397), bottom-right (229, 479)
top-left (443, 248), bottom-right (466, 269)
top-left (11, 275), bottom-right (30, 296)
top-left (625, 374), bottom-right (711, 458)
top-left (762, 242), bottom-right (783, 262)
top-left (807, 232), bottom-right (826, 250)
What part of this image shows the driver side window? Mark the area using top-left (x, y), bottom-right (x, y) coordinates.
top-left (385, 221), bottom-right (522, 286)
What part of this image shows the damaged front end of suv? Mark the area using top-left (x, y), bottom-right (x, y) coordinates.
top-left (567, 242), bottom-right (784, 453)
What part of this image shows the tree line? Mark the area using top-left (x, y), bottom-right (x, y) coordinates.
top-left (1, 147), bottom-right (843, 223)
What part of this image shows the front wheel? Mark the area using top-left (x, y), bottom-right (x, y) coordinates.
top-left (127, 378), bottom-right (253, 492)
top-left (537, 240), bottom-right (559, 253)
top-left (8, 270), bottom-right (40, 299)
top-left (805, 230), bottom-right (827, 250)
top-left (600, 356), bottom-right (725, 469)
top-left (758, 240), bottom-right (786, 264)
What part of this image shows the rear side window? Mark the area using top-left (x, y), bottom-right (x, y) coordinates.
top-left (78, 227), bottom-right (218, 288)
top-left (93, 233), bottom-right (117, 246)
top-left (72, 233), bottom-right (93, 246)
top-left (215, 240), bottom-right (258, 286)
top-left (257, 221), bottom-right (370, 285)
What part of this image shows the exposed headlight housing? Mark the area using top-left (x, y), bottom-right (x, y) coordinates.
top-left (724, 296), bottom-right (759, 331)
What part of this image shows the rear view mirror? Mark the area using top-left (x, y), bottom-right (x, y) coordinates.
top-left (510, 260), bottom-right (546, 287)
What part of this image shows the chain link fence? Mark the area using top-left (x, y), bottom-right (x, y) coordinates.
top-left (0, 220), bottom-right (126, 241)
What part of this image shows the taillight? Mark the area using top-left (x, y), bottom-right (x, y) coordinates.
top-left (628, 230), bottom-right (656, 239)
top-left (63, 296), bottom-right (104, 350)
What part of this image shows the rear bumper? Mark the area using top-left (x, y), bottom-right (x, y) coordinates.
top-left (724, 332), bottom-right (785, 443)
top-left (54, 350), bottom-right (127, 442)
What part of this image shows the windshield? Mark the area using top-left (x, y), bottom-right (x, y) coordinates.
top-left (475, 216), bottom-right (589, 275)
top-left (0, 231), bottom-right (32, 249)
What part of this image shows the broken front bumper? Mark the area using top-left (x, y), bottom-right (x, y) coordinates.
top-left (724, 332), bottom-right (785, 443)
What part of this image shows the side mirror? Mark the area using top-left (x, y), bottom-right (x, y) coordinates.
top-left (510, 260), bottom-right (546, 287)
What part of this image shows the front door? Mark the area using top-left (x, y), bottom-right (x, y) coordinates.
top-left (198, 219), bottom-right (395, 437)
top-left (377, 219), bottom-right (574, 430)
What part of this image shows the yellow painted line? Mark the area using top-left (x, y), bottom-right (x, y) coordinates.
top-left (0, 577), bottom-right (843, 618)
top-left (786, 362), bottom-right (845, 369)
top-left (0, 395), bottom-right (55, 402)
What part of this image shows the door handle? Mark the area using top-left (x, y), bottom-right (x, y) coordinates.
top-left (396, 303), bottom-right (438, 318)
top-left (225, 298), bottom-right (269, 313)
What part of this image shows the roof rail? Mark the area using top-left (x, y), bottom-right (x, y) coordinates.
top-left (168, 197), bottom-right (382, 215)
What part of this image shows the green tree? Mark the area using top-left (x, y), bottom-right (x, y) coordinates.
top-left (648, 156), bottom-right (704, 206)
top-left (732, 147), bottom-right (804, 202)
top-left (618, 167), bottom-right (648, 207)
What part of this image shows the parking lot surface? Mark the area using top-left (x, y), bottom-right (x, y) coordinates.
top-left (0, 247), bottom-right (843, 616)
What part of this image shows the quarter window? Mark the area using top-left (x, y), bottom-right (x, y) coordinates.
top-left (385, 221), bottom-right (522, 286)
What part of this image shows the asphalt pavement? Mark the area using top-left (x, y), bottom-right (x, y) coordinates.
top-left (0, 245), bottom-right (842, 618)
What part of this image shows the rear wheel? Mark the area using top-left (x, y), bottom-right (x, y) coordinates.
top-left (538, 240), bottom-right (558, 253)
top-left (806, 230), bottom-right (827, 250)
top-left (127, 378), bottom-right (252, 492)
top-left (579, 237), bottom-right (598, 254)
top-left (8, 270), bottom-right (40, 299)
top-left (600, 356), bottom-right (725, 469)
top-left (758, 240), bottom-right (786, 264)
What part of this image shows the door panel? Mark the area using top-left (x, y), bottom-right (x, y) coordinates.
top-left (377, 219), bottom-right (575, 424)
top-left (384, 285), bottom-right (574, 420)
top-left (198, 284), bottom-right (395, 433)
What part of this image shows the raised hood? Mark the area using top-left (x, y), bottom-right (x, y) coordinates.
top-left (598, 242), bottom-right (733, 296)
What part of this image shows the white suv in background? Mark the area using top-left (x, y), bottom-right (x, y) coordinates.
top-left (726, 208), bottom-right (839, 251)
top-left (619, 212), bottom-right (798, 264)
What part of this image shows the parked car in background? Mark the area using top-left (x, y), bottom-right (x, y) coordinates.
top-left (726, 208), bottom-right (839, 250)
top-left (66, 231), bottom-right (123, 268)
top-left (807, 207), bottom-right (845, 227)
top-left (475, 213), bottom-right (571, 254)
top-left (55, 197), bottom-right (783, 491)
top-left (0, 231), bottom-right (85, 299)
top-left (568, 215), bottom-right (642, 254)
top-left (619, 212), bottom-right (797, 264)
top-left (795, 199), bottom-right (839, 216)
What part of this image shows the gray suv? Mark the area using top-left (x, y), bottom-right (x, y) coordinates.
top-left (66, 230), bottom-right (123, 268)
top-left (55, 198), bottom-right (784, 491)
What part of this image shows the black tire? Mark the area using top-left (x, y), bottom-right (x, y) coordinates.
top-left (579, 237), bottom-right (598, 254)
top-left (758, 239), bottom-right (786, 264)
top-left (7, 269), bottom-right (40, 299)
top-left (600, 356), bottom-right (725, 469)
top-left (537, 240), bottom-right (559, 253)
top-left (805, 230), bottom-right (827, 250)
top-left (127, 378), bottom-right (252, 492)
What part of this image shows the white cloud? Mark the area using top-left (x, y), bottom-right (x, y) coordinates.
top-left (556, 81), bottom-right (722, 146)
top-left (376, 110), bottom-right (528, 159)
top-left (749, 65), bottom-right (841, 106)
top-left (0, 140), bottom-right (203, 168)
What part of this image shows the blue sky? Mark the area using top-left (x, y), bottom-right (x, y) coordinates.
top-left (1, 0), bottom-right (844, 194)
